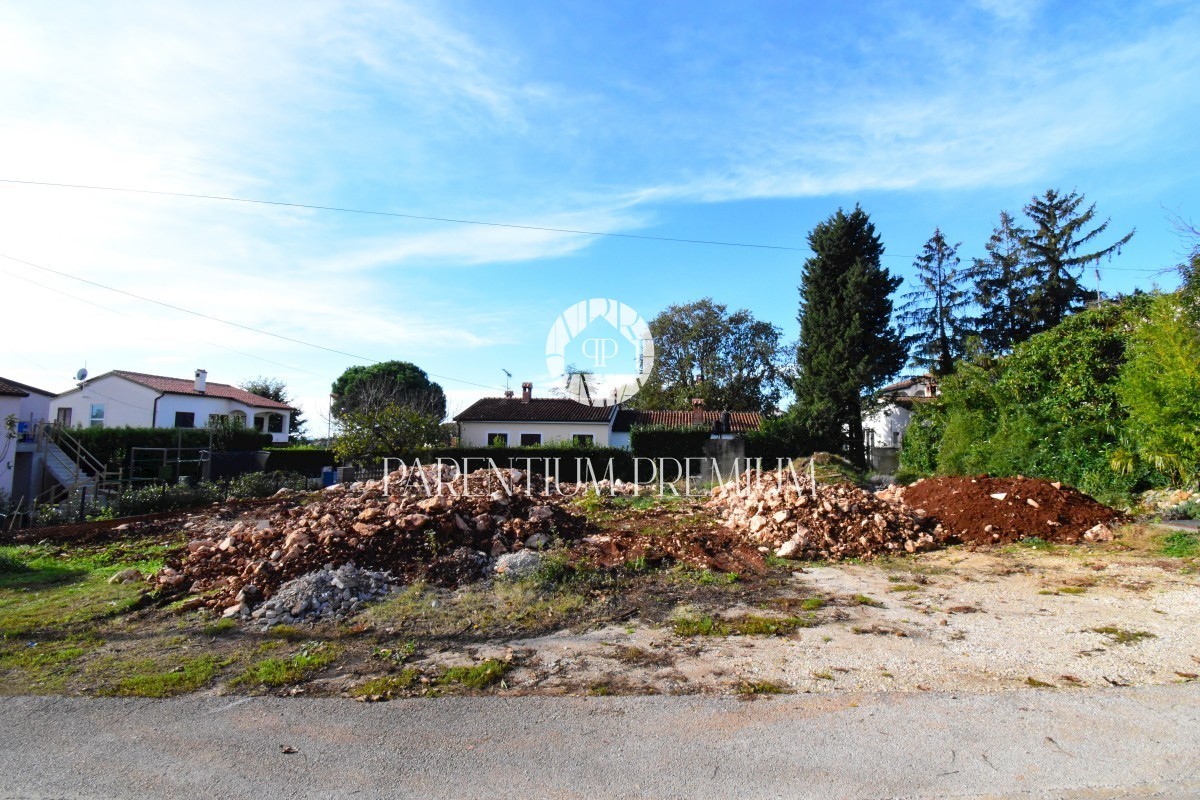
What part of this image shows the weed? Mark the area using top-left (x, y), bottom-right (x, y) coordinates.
top-left (673, 614), bottom-right (814, 637)
top-left (200, 618), bottom-right (238, 637)
top-left (1090, 626), bottom-right (1156, 646)
top-left (852, 595), bottom-right (884, 608)
top-left (762, 554), bottom-right (794, 569)
top-left (438, 659), bottom-right (510, 690)
top-left (811, 670), bottom-right (834, 681)
top-left (1025, 677), bottom-right (1056, 688)
top-left (350, 669), bottom-right (419, 700)
top-left (266, 624), bottom-right (306, 642)
top-left (587, 683), bottom-right (612, 696)
top-left (737, 680), bottom-right (790, 695)
top-left (371, 641), bottom-right (416, 665)
top-left (112, 656), bottom-right (228, 698)
top-left (1014, 537), bottom-right (1054, 551)
top-left (234, 641), bottom-right (339, 687)
top-left (1059, 586), bottom-right (1088, 595)
top-left (1161, 531), bottom-right (1200, 558)
top-left (612, 645), bottom-right (674, 668)
top-left (1038, 589), bottom-right (1059, 595)
top-left (887, 584), bottom-right (923, 593)
top-left (801, 597), bottom-right (825, 611)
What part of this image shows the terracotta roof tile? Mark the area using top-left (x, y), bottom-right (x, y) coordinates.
top-left (612, 409), bottom-right (762, 433)
top-left (0, 378), bottom-right (31, 397)
top-left (0, 377), bottom-right (54, 397)
top-left (455, 398), bottom-right (615, 423)
top-left (110, 370), bottom-right (293, 410)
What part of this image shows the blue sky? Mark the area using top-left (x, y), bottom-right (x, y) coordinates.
top-left (1, 0), bottom-right (1197, 431)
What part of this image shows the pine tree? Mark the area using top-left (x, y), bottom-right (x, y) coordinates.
top-left (899, 228), bottom-right (968, 375)
top-left (794, 206), bottom-right (906, 465)
top-left (969, 211), bottom-right (1032, 353)
top-left (1022, 189), bottom-right (1134, 333)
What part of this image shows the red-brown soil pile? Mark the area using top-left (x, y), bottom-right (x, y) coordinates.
top-left (890, 476), bottom-right (1125, 545)
top-left (707, 470), bottom-right (945, 561)
top-left (156, 467), bottom-right (587, 612)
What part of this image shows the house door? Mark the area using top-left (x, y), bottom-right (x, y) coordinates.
top-left (56, 407), bottom-right (72, 426)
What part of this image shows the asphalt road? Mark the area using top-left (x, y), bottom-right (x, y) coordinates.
top-left (2, 685), bottom-right (1198, 799)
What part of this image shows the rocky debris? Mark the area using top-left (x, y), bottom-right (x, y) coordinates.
top-left (706, 470), bottom-right (940, 561)
top-left (890, 476), bottom-right (1125, 545)
top-left (155, 466), bottom-right (588, 611)
top-left (107, 567), bottom-right (144, 585)
top-left (558, 479), bottom-right (640, 497)
top-left (1140, 488), bottom-right (1200, 518)
top-left (495, 550), bottom-right (543, 579)
top-left (243, 564), bottom-right (397, 627)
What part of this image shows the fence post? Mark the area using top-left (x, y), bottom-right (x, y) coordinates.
top-left (78, 487), bottom-right (87, 522)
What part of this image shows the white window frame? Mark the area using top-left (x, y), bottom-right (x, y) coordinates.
top-left (89, 403), bottom-right (105, 428)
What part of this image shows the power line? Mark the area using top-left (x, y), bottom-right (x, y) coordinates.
top-left (0, 178), bottom-right (807, 252)
top-left (0, 251), bottom-right (507, 393)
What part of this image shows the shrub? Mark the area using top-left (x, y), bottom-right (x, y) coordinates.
top-left (63, 426), bottom-right (272, 470)
top-left (629, 424), bottom-right (712, 462)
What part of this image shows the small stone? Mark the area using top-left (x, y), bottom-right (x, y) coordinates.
top-left (107, 568), bottom-right (143, 585)
top-left (990, 493), bottom-right (1008, 501)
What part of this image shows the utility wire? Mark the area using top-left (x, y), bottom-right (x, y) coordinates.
top-left (0, 178), bottom-right (807, 252)
top-left (0, 178), bottom-right (1172, 272)
top-left (0, 252), bottom-right (507, 393)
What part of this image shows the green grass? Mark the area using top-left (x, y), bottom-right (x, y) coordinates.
top-left (234, 642), bottom-right (339, 687)
top-left (800, 597), bottom-right (825, 611)
top-left (0, 637), bottom-right (99, 693)
top-left (1160, 531), bottom-right (1200, 558)
top-left (1059, 586), bottom-right (1088, 595)
top-left (737, 680), bottom-right (790, 695)
top-left (887, 584), bottom-right (923, 593)
top-left (350, 669), bottom-right (420, 699)
top-left (365, 580), bottom-right (586, 636)
top-left (200, 618), bottom-right (238, 637)
top-left (1090, 626), bottom-right (1157, 646)
top-left (852, 594), bottom-right (884, 608)
top-left (111, 655), bottom-right (227, 697)
top-left (437, 659), bottom-right (510, 690)
top-left (673, 613), bottom-right (815, 637)
top-left (0, 546), bottom-right (158, 637)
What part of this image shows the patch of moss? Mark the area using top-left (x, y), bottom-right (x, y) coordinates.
top-left (437, 659), bottom-right (510, 690)
top-left (234, 641), bottom-right (339, 687)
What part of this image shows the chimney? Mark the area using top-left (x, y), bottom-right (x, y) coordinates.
top-left (194, 369), bottom-right (207, 394)
top-left (691, 397), bottom-right (705, 426)
top-left (521, 382), bottom-right (532, 404)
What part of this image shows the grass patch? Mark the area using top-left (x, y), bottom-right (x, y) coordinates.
top-left (365, 579), bottom-right (587, 636)
top-left (112, 655), bottom-right (227, 698)
top-left (265, 624), bottom-right (307, 641)
top-left (675, 567), bottom-right (740, 587)
top-left (811, 670), bottom-right (834, 681)
top-left (1025, 677), bottom-right (1056, 688)
top-left (200, 618), bottom-right (238, 637)
top-left (438, 659), bottom-right (510, 690)
top-left (737, 680), bottom-right (790, 695)
top-left (1014, 537), bottom-right (1055, 551)
top-left (350, 669), bottom-right (419, 700)
top-left (852, 594), bottom-right (884, 608)
top-left (612, 645), bottom-right (674, 668)
top-left (1059, 586), bottom-right (1088, 595)
top-left (0, 637), bottom-right (99, 693)
top-left (887, 584), bottom-right (923, 593)
top-left (1090, 626), bottom-right (1157, 646)
top-left (234, 641), bottom-right (339, 687)
top-left (673, 613), bottom-right (814, 637)
top-left (1160, 531), bottom-right (1200, 558)
top-left (587, 682), bottom-right (613, 696)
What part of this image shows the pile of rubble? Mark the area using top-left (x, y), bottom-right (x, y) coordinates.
top-left (243, 564), bottom-right (396, 627)
top-left (707, 470), bottom-right (941, 561)
top-left (887, 476), bottom-right (1125, 545)
top-left (157, 466), bottom-right (587, 613)
top-left (1139, 487), bottom-right (1200, 519)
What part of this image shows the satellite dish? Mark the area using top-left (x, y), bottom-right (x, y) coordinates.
top-left (75, 367), bottom-right (88, 381)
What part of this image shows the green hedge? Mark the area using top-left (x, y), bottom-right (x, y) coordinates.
top-left (264, 448), bottom-right (337, 477)
top-left (742, 416), bottom-right (817, 462)
top-left (63, 426), bottom-right (273, 469)
top-left (629, 424), bottom-right (711, 462)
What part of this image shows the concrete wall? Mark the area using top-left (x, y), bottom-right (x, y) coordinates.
top-left (458, 420), bottom-right (612, 448)
top-left (51, 375), bottom-right (160, 429)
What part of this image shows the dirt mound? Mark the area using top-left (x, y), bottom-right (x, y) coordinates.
top-left (707, 470), bottom-right (944, 561)
top-left (891, 476), bottom-right (1125, 545)
top-left (156, 467), bottom-right (588, 612)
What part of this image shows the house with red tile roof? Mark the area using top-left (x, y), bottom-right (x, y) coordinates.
top-left (49, 369), bottom-right (294, 444)
top-left (453, 382), bottom-right (761, 448)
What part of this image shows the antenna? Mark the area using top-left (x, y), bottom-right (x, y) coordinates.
top-left (501, 369), bottom-right (512, 391)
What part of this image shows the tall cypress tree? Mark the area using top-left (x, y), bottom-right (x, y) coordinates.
top-left (794, 206), bottom-right (906, 465)
top-left (899, 228), bottom-right (968, 375)
top-left (1022, 189), bottom-right (1134, 333)
top-left (969, 211), bottom-right (1032, 353)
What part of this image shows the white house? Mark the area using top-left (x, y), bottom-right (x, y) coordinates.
top-left (0, 376), bottom-right (55, 502)
top-left (454, 383), bottom-right (762, 449)
top-left (863, 374), bottom-right (938, 472)
top-left (50, 369), bottom-right (294, 444)
top-left (455, 383), bottom-right (616, 447)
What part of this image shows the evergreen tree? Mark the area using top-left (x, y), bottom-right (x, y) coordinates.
top-left (899, 228), bottom-right (968, 375)
top-left (794, 206), bottom-right (906, 465)
top-left (1022, 189), bottom-right (1134, 332)
top-left (969, 211), bottom-right (1032, 353)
